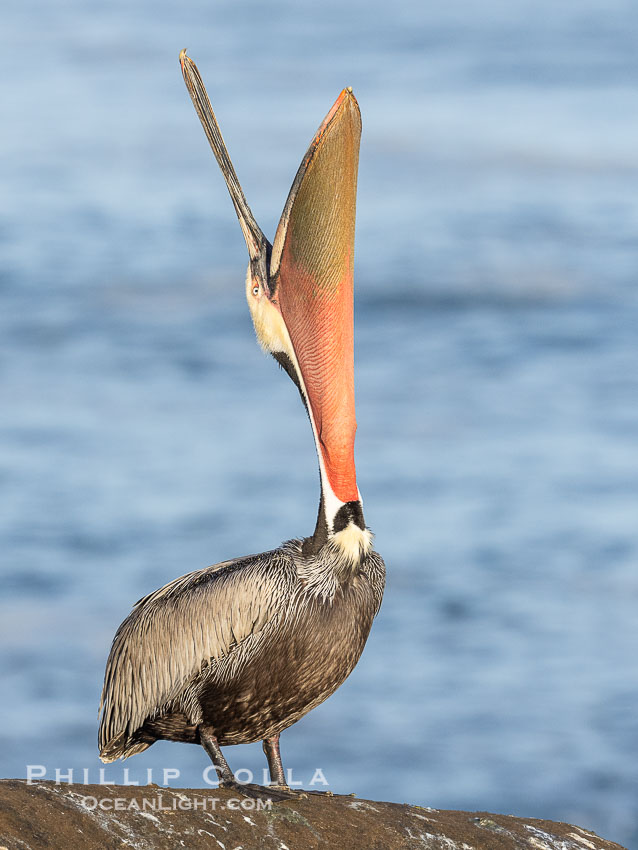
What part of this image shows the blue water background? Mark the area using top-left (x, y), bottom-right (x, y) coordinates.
top-left (1, 1), bottom-right (637, 845)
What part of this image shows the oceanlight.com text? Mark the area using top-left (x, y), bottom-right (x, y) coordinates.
top-left (80, 794), bottom-right (272, 812)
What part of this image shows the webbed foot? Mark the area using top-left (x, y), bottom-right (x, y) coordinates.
top-left (220, 781), bottom-right (295, 801)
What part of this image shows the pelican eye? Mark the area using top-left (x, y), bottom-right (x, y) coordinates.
top-left (252, 284), bottom-right (260, 296)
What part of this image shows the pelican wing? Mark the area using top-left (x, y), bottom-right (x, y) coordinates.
top-left (98, 550), bottom-right (292, 760)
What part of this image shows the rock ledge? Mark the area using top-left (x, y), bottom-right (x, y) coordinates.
top-left (0, 779), bottom-right (627, 849)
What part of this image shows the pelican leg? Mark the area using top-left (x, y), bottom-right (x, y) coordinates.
top-left (199, 725), bottom-right (234, 784)
top-left (262, 734), bottom-right (289, 789)
top-left (199, 725), bottom-right (294, 800)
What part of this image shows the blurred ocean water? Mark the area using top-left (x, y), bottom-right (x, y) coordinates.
top-left (1, 0), bottom-right (637, 845)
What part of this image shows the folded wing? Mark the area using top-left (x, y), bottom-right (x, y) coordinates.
top-left (98, 552), bottom-right (292, 760)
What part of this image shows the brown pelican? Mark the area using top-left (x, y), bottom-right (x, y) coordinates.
top-left (98, 51), bottom-right (385, 793)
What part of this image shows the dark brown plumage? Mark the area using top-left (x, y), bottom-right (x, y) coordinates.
top-left (100, 541), bottom-right (384, 760)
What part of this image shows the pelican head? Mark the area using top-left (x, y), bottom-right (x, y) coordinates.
top-left (180, 51), bottom-right (370, 559)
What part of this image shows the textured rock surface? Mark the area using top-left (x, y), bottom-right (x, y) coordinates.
top-left (0, 779), bottom-right (627, 850)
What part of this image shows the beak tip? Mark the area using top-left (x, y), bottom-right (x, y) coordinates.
top-left (179, 48), bottom-right (189, 69)
top-left (340, 86), bottom-right (360, 115)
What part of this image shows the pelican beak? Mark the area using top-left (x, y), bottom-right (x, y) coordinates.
top-left (269, 87), bottom-right (362, 507)
top-left (179, 50), bottom-right (270, 285)
top-left (180, 51), bottom-right (362, 510)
